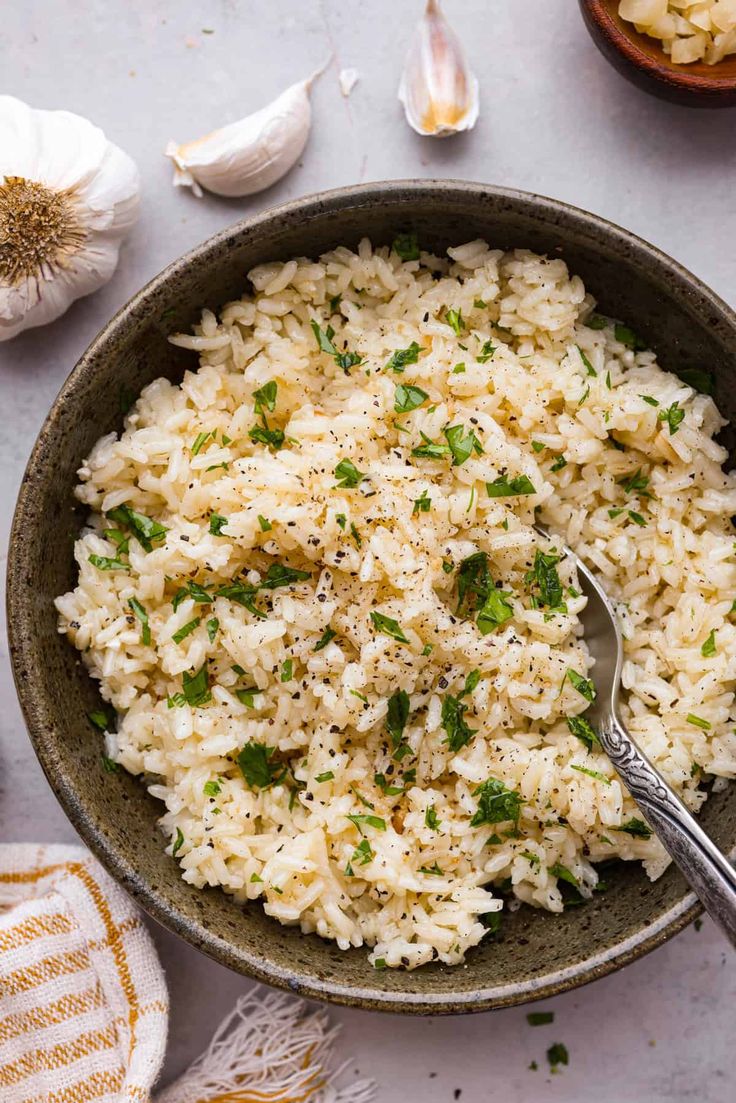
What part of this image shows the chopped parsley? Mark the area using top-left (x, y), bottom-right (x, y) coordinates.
top-left (658, 401), bottom-right (685, 435)
top-left (89, 554), bottom-right (130, 572)
top-left (687, 713), bottom-right (711, 731)
top-left (182, 664), bottom-right (211, 707)
top-left (310, 320), bottom-right (361, 373)
top-left (88, 708), bottom-right (114, 732)
top-left (571, 763), bottom-right (611, 785)
top-left (345, 838), bottom-right (374, 875)
top-left (413, 489), bottom-right (431, 514)
top-left (314, 626), bottom-right (337, 651)
top-left (315, 770), bottom-right (335, 783)
top-left (445, 308), bottom-right (464, 335)
top-left (442, 687), bottom-right (476, 753)
top-left (425, 806), bottom-right (441, 830)
top-left (394, 383), bottom-right (428, 413)
top-left (237, 742), bottom-right (283, 789)
top-left (550, 455), bottom-right (567, 473)
top-left (209, 512), bottom-right (228, 536)
top-left (248, 380), bottom-right (284, 449)
top-left (531, 440), bottom-right (545, 453)
top-left (444, 424), bottom-right (483, 466)
top-left (385, 341), bottom-right (420, 373)
top-left (101, 755), bottom-right (119, 774)
top-left (281, 659), bottom-right (293, 682)
top-left (628, 510), bottom-right (646, 527)
top-left (471, 778), bottom-right (523, 827)
top-left (546, 1042), bottom-right (569, 1071)
top-left (419, 863), bottom-right (444, 876)
top-left (172, 580), bottom-right (212, 611)
top-left (618, 818), bottom-right (652, 839)
top-left (258, 515), bottom-right (272, 532)
top-left (701, 630), bottom-right (716, 658)
top-left (370, 611), bottom-right (409, 643)
top-left (128, 597), bottom-right (151, 645)
top-left (585, 314), bottom-right (608, 330)
top-left (614, 323), bottom-right (646, 351)
top-left (487, 474), bottom-right (536, 497)
top-left (172, 828), bottom-right (185, 857)
top-left (392, 232), bottom-right (420, 261)
top-left (412, 432), bottom-right (451, 460)
top-left (203, 779), bottom-right (221, 797)
top-left (527, 1011), bottom-right (554, 1026)
top-left (567, 716), bottom-right (600, 750)
top-left (106, 504), bottom-right (167, 553)
top-left (567, 669), bottom-right (596, 702)
top-left (456, 551), bottom-right (514, 634)
top-left (476, 339), bottom-right (495, 363)
top-left (550, 862), bottom-right (578, 887)
top-left (172, 616), bottom-right (201, 644)
top-left (640, 394), bottom-right (659, 407)
top-left (525, 549), bottom-right (563, 608)
top-left (386, 689), bottom-right (411, 759)
top-left (334, 458), bottom-right (365, 488)
top-left (576, 345), bottom-right (596, 376)
top-left (347, 813), bottom-right (386, 834)
top-left (191, 430), bottom-right (213, 456)
top-left (617, 468), bottom-right (650, 496)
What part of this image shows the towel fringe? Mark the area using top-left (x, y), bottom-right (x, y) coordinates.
top-left (155, 986), bottom-right (375, 1103)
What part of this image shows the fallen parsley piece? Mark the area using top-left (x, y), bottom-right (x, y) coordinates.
top-left (203, 779), bottom-right (221, 797)
top-left (687, 713), bottom-right (711, 730)
top-left (628, 510), bottom-right (646, 527)
top-left (550, 455), bottom-right (567, 472)
top-left (441, 691), bottom-right (476, 753)
top-left (386, 689), bottom-right (411, 758)
top-left (237, 742), bottom-right (283, 788)
top-left (280, 659), bottom-right (293, 682)
top-left (546, 1042), bottom-right (569, 1071)
top-left (394, 383), bottom-right (429, 413)
top-left (334, 458), bottom-right (365, 488)
top-left (385, 341), bottom-right (420, 373)
top-left (471, 778), bottom-right (523, 827)
top-left (419, 863), bottom-right (444, 876)
top-left (527, 1012), bottom-right (554, 1026)
top-left (172, 828), bottom-right (185, 857)
top-left (128, 597), bottom-right (151, 645)
top-left (370, 611), bottom-right (409, 643)
top-left (550, 862), bottom-right (578, 887)
top-left (487, 474), bottom-right (536, 497)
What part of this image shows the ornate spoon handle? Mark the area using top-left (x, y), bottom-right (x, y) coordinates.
top-left (599, 713), bottom-right (736, 947)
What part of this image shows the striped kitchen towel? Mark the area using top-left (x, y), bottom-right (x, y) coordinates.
top-left (0, 844), bottom-right (374, 1103)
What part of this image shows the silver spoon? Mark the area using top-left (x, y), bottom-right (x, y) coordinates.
top-left (536, 525), bottom-right (736, 946)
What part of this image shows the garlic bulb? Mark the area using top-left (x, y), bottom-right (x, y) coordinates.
top-left (165, 65), bottom-right (326, 199)
top-left (398, 0), bottom-right (479, 137)
top-left (0, 95), bottom-right (140, 343)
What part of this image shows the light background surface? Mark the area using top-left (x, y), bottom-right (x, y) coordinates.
top-left (1, 2), bottom-right (735, 1099)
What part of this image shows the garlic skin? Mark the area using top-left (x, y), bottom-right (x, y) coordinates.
top-left (165, 68), bottom-right (324, 199)
top-left (398, 0), bottom-right (479, 137)
top-left (0, 95), bottom-right (140, 343)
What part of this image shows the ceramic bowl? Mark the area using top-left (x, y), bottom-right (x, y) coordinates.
top-left (579, 0), bottom-right (736, 107)
top-left (8, 182), bottom-right (736, 1013)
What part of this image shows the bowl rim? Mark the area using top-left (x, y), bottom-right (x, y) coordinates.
top-left (580, 0), bottom-right (736, 92)
top-left (13, 178), bottom-right (736, 1013)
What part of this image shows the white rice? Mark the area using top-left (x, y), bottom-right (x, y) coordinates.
top-left (56, 239), bottom-right (736, 969)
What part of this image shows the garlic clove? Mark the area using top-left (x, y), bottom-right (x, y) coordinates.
top-left (0, 95), bottom-right (140, 342)
top-left (398, 0), bottom-right (479, 138)
top-left (165, 64), bottom-right (327, 199)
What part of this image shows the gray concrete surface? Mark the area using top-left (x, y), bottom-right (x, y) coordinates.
top-left (1, 2), bottom-right (734, 1099)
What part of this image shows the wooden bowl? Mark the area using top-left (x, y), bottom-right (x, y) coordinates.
top-left (579, 0), bottom-right (736, 106)
top-left (8, 182), bottom-right (736, 1013)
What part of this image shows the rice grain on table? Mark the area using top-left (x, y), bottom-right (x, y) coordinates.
top-left (56, 240), bottom-right (736, 968)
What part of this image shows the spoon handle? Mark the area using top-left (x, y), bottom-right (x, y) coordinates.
top-left (601, 713), bottom-right (736, 947)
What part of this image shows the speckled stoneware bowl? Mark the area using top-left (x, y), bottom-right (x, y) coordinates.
top-left (8, 182), bottom-right (736, 1014)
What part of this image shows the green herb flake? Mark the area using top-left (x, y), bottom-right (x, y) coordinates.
top-left (128, 597), bottom-right (151, 645)
top-left (182, 664), bottom-right (211, 707)
top-left (687, 713), bottom-right (711, 731)
top-left (370, 611), bottom-right (409, 644)
top-left (412, 432), bottom-right (451, 460)
top-left (445, 308), bottom-right (464, 335)
top-left (392, 232), bottom-right (420, 261)
top-left (550, 455), bottom-right (567, 473)
top-left (203, 779), bottom-right (221, 797)
top-left (550, 862), bottom-right (578, 887)
top-left (701, 630), bottom-right (717, 658)
top-left (314, 626), bottom-right (337, 652)
top-left (444, 424), bottom-right (483, 466)
top-left (281, 659), bottom-right (293, 682)
top-left (628, 510), bottom-right (647, 527)
top-left (106, 504), bottom-right (167, 553)
top-left (315, 770), bottom-right (334, 783)
top-left (476, 340), bottom-right (495, 363)
top-left (385, 341), bottom-right (420, 373)
top-left (531, 440), bottom-right (545, 453)
top-left (425, 806), bottom-right (441, 830)
top-left (191, 430), bottom-right (213, 456)
top-left (419, 863), bottom-right (444, 876)
top-left (487, 474), bottom-right (536, 498)
top-left (394, 383), bottom-right (429, 414)
top-left (205, 617), bottom-right (219, 643)
top-left (608, 508), bottom-right (624, 519)
top-left (618, 818), bottom-right (652, 839)
top-left (571, 763), bottom-right (611, 785)
top-left (413, 489), bottom-right (431, 515)
top-left (257, 515), bottom-right (272, 532)
top-left (614, 323), bottom-right (646, 351)
top-left (172, 827), bottom-right (185, 857)
top-left (576, 345), bottom-right (597, 377)
top-left (88, 709), bottom-right (113, 732)
top-left (89, 554), bottom-right (130, 572)
top-left (347, 813), bottom-right (387, 834)
top-left (334, 458), bottom-right (365, 488)
top-left (567, 669), bottom-right (596, 702)
top-left (546, 1042), bottom-right (569, 1071)
top-left (640, 394), bottom-right (660, 407)
top-left (525, 549), bottom-right (562, 608)
top-left (172, 616), bottom-right (201, 644)
top-left (471, 778), bottom-right (523, 827)
top-left (452, 361), bottom-right (466, 374)
top-left (586, 314), bottom-right (608, 330)
top-left (566, 715), bottom-right (600, 750)
top-left (617, 468), bottom-right (650, 497)
top-left (658, 401), bottom-right (685, 435)
top-left (527, 1012), bottom-right (554, 1026)
top-left (237, 742), bottom-right (282, 789)
top-left (209, 512), bottom-right (228, 536)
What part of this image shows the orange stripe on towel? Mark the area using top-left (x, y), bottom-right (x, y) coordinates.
top-left (0, 947), bottom-right (91, 997)
top-left (0, 1023), bottom-right (118, 1089)
top-left (25, 1066), bottom-right (126, 1103)
top-left (0, 984), bottom-right (105, 1045)
top-left (0, 911), bottom-right (74, 953)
